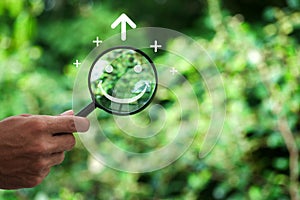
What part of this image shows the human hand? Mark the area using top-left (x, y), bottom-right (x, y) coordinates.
top-left (0, 111), bottom-right (90, 189)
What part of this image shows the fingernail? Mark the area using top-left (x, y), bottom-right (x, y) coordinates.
top-left (19, 114), bottom-right (32, 117)
top-left (74, 117), bottom-right (90, 132)
top-left (60, 110), bottom-right (74, 116)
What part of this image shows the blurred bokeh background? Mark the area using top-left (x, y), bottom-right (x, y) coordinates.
top-left (0, 0), bottom-right (299, 199)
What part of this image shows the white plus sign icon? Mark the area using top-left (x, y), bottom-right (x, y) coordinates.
top-left (170, 67), bottom-right (178, 75)
top-left (150, 40), bottom-right (162, 53)
top-left (73, 60), bottom-right (81, 68)
top-left (92, 36), bottom-right (102, 47)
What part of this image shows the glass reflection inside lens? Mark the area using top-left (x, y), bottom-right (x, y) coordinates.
top-left (89, 47), bottom-right (157, 115)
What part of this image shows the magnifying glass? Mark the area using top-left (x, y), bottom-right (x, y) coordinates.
top-left (76, 46), bottom-right (158, 117)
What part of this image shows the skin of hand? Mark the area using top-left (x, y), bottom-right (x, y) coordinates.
top-left (0, 110), bottom-right (90, 189)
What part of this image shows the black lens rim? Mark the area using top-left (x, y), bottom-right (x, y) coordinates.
top-left (87, 46), bottom-right (158, 116)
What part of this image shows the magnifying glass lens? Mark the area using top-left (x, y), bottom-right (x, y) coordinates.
top-left (88, 47), bottom-right (157, 115)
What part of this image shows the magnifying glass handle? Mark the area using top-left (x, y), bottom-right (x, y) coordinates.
top-left (75, 102), bottom-right (95, 117)
top-left (53, 103), bottom-right (94, 136)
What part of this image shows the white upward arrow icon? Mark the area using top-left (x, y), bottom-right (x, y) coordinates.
top-left (111, 13), bottom-right (137, 41)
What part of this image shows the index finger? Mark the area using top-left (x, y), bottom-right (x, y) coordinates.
top-left (44, 116), bottom-right (90, 134)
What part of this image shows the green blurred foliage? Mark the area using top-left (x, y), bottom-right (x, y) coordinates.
top-left (0, 0), bottom-right (299, 200)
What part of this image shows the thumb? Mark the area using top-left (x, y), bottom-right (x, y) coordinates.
top-left (60, 110), bottom-right (74, 116)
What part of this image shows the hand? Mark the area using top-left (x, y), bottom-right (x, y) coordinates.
top-left (0, 111), bottom-right (90, 189)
